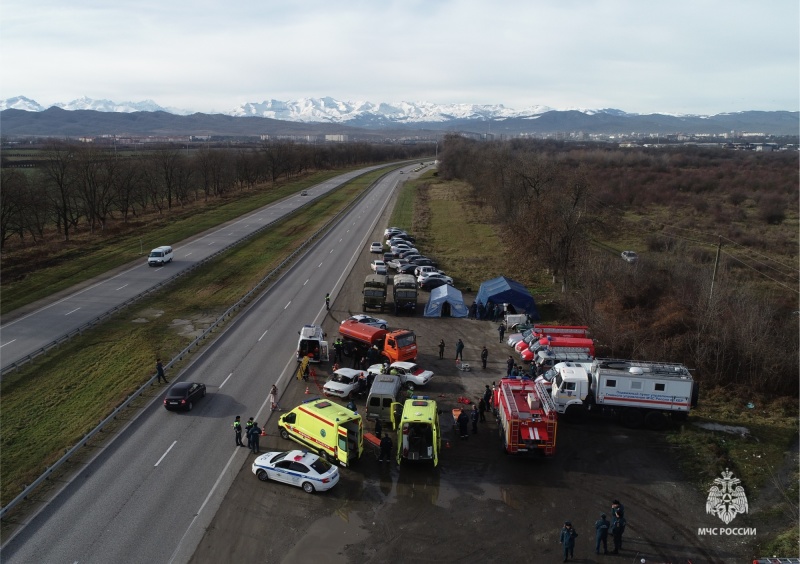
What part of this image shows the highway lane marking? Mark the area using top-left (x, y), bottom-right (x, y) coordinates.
top-left (115, 284), bottom-right (129, 291)
top-left (330, 249), bottom-right (334, 253)
top-left (284, 301), bottom-right (291, 309)
top-left (304, 279), bottom-right (309, 286)
top-left (220, 372), bottom-right (233, 388)
top-left (258, 328), bottom-right (269, 341)
top-left (154, 441), bottom-right (177, 467)
top-left (227, 232), bottom-right (234, 235)
top-left (65, 307), bottom-right (81, 316)
top-left (208, 242), bottom-right (215, 246)
top-left (318, 263), bottom-right (323, 268)
top-left (185, 253), bottom-right (193, 257)
top-left (0, 339), bottom-right (17, 348)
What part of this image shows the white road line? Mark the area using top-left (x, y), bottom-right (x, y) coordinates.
top-left (303, 279), bottom-right (309, 286)
top-left (220, 372), bottom-right (233, 388)
top-left (318, 263), bottom-right (323, 268)
top-left (115, 284), bottom-right (129, 291)
top-left (185, 253), bottom-right (193, 257)
top-left (284, 301), bottom-right (291, 309)
top-left (330, 249), bottom-right (334, 253)
top-left (227, 232), bottom-right (234, 235)
top-left (258, 329), bottom-right (269, 342)
top-left (154, 441), bottom-right (177, 467)
top-left (208, 242), bottom-right (215, 245)
top-left (65, 308), bottom-right (81, 316)
top-left (0, 339), bottom-right (17, 348)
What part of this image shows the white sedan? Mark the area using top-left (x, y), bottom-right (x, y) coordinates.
top-left (417, 272), bottom-right (453, 286)
top-left (369, 242), bottom-right (383, 253)
top-left (370, 260), bottom-right (387, 273)
top-left (343, 314), bottom-right (388, 329)
top-left (252, 450), bottom-right (340, 493)
top-left (367, 362), bottom-right (434, 390)
top-left (323, 368), bottom-right (366, 398)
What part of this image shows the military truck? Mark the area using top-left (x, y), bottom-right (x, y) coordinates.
top-left (363, 274), bottom-right (388, 312)
top-left (392, 274), bottom-right (418, 315)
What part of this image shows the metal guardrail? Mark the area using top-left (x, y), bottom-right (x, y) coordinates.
top-left (0, 167), bottom-right (391, 520)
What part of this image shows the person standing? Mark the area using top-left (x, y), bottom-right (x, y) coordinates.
top-left (379, 433), bottom-right (393, 462)
top-left (478, 397), bottom-right (487, 422)
top-left (249, 421), bottom-right (262, 454)
top-left (333, 337), bottom-right (344, 364)
top-left (455, 339), bottom-right (464, 361)
top-left (506, 356), bottom-right (514, 376)
top-left (245, 417), bottom-right (254, 450)
top-left (233, 416), bottom-right (245, 447)
top-left (374, 417), bottom-right (382, 438)
top-left (483, 384), bottom-right (492, 407)
top-left (498, 323), bottom-right (506, 342)
top-left (559, 521), bottom-right (578, 562)
top-left (325, 293), bottom-right (330, 311)
top-left (156, 358), bottom-right (168, 384)
top-left (438, 339), bottom-right (445, 360)
top-left (457, 409), bottom-right (469, 439)
top-left (611, 508), bottom-right (626, 554)
top-left (480, 346), bottom-right (488, 369)
top-left (269, 385), bottom-right (281, 411)
top-left (595, 513), bottom-right (610, 554)
top-left (470, 404), bottom-right (479, 434)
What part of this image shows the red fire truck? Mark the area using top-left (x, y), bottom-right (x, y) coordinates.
top-left (492, 378), bottom-right (558, 456)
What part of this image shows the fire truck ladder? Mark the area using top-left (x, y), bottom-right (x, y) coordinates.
top-left (500, 382), bottom-right (520, 454)
top-left (535, 380), bottom-right (558, 456)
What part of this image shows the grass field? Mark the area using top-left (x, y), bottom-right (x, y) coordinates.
top-left (0, 168), bottom-right (386, 506)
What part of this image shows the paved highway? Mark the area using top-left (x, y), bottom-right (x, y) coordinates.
top-left (1, 167), bottom-right (408, 563)
top-left (0, 166), bottom-right (385, 373)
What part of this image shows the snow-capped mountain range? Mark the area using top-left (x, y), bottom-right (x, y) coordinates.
top-left (1, 95), bottom-right (626, 124)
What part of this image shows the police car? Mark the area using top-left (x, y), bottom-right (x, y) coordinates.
top-left (252, 450), bottom-right (340, 493)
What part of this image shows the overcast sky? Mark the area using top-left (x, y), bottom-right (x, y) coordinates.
top-left (2, 0), bottom-right (798, 115)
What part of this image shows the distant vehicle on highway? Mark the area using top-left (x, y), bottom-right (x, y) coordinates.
top-left (163, 382), bottom-right (207, 411)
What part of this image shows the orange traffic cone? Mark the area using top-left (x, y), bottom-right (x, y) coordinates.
top-left (260, 429), bottom-right (267, 436)
top-left (304, 386), bottom-right (310, 394)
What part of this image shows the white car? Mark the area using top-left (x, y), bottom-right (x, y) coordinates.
top-left (343, 314), bottom-right (388, 329)
top-left (323, 368), bottom-right (366, 398)
top-left (417, 272), bottom-right (453, 286)
top-left (369, 242), bottom-right (383, 253)
top-left (621, 250), bottom-right (639, 264)
top-left (414, 265), bottom-right (441, 279)
top-left (367, 362), bottom-right (434, 390)
top-left (252, 450), bottom-right (339, 493)
top-left (370, 260), bottom-right (387, 273)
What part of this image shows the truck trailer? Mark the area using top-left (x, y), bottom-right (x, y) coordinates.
top-left (550, 358), bottom-right (698, 430)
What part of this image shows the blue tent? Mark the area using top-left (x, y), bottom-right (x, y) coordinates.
top-left (423, 285), bottom-right (469, 318)
top-left (476, 276), bottom-right (540, 320)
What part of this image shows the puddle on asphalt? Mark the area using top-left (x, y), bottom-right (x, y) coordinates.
top-left (281, 512), bottom-right (368, 563)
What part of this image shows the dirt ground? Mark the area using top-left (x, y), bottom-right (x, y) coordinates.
top-left (189, 210), bottom-right (753, 563)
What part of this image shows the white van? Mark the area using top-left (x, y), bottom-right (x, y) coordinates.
top-left (148, 246), bottom-right (173, 267)
top-left (366, 374), bottom-right (403, 424)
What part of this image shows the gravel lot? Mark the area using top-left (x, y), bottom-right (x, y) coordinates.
top-left (189, 207), bottom-right (748, 564)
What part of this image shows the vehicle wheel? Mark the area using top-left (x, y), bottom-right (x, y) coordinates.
top-left (302, 481), bottom-right (315, 494)
top-left (188, 402), bottom-right (193, 411)
top-left (256, 469), bottom-right (269, 482)
top-left (280, 428), bottom-right (290, 440)
top-left (645, 411), bottom-right (668, 431)
top-left (380, 324), bottom-right (387, 330)
top-left (621, 408), bottom-right (644, 429)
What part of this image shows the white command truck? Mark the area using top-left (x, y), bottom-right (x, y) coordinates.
top-left (550, 358), bottom-right (698, 430)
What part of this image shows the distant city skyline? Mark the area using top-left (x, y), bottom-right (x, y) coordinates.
top-left (2, 0), bottom-right (798, 115)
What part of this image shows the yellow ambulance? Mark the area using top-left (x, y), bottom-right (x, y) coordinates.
top-left (278, 397), bottom-right (363, 467)
top-left (395, 396), bottom-right (441, 466)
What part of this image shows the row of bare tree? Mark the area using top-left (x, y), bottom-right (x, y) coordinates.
top-left (438, 135), bottom-right (798, 394)
top-left (0, 140), bottom-right (429, 249)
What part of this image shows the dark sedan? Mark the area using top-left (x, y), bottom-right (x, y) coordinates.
top-left (397, 263), bottom-right (419, 275)
top-left (164, 382), bottom-right (207, 411)
top-left (409, 257), bottom-right (437, 268)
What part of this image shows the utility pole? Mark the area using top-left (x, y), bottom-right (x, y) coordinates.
top-left (709, 236), bottom-right (722, 306)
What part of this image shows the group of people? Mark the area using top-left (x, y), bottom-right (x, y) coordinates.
top-left (467, 301), bottom-right (508, 321)
top-left (560, 499), bottom-right (627, 561)
top-left (233, 415), bottom-right (263, 454)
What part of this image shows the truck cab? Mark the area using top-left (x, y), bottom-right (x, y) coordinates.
top-left (363, 274), bottom-right (388, 312)
top-left (550, 365), bottom-right (592, 415)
